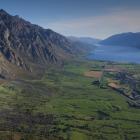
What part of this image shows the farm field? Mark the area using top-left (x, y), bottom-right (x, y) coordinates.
top-left (0, 60), bottom-right (140, 140)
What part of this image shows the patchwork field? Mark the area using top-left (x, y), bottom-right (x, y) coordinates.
top-left (0, 60), bottom-right (140, 140)
top-left (84, 70), bottom-right (103, 78)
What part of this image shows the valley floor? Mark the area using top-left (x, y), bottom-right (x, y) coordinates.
top-left (0, 60), bottom-right (140, 140)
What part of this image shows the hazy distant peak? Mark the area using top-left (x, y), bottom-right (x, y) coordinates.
top-left (68, 36), bottom-right (101, 45)
top-left (0, 9), bottom-right (8, 14)
top-left (100, 32), bottom-right (140, 48)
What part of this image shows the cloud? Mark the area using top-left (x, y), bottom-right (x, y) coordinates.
top-left (42, 9), bottom-right (140, 39)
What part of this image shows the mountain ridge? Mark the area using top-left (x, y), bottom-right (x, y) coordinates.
top-left (68, 36), bottom-right (100, 45)
top-left (100, 32), bottom-right (140, 48)
top-left (0, 9), bottom-right (95, 79)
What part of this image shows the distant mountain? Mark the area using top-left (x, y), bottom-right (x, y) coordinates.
top-left (0, 9), bottom-right (92, 79)
top-left (68, 36), bottom-right (100, 45)
top-left (100, 32), bottom-right (140, 48)
top-left (68, 36), bottom-right (100, 54)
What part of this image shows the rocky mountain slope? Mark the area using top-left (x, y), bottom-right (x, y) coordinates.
top-left (0, 9), bottom-right (93, 79)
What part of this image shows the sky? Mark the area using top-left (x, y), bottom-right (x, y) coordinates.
top-left (0, 0), bottom-right (140, 39)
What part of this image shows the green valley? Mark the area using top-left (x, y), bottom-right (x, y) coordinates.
top-left (0, 60), bottom-right (140, 140)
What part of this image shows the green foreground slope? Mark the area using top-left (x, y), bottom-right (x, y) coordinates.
top-left (0, 60), bottom-right (140, 140)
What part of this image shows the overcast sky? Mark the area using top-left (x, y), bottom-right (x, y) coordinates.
top-left (0, 0), bottom-right (140, 39)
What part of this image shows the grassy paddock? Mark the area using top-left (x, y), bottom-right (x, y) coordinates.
top-left (0, 60), bottom-right (140, 140)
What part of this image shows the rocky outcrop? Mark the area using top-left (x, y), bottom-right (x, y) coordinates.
top-left (0, 9), bottom-right (84, 78)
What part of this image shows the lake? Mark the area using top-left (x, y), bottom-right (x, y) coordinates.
top-left (88, 44), bottom-right (140, 64)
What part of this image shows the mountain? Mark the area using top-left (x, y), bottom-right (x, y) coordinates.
top-left (68, 36), bottom-right (100, 45)
top-left (68, 36), bottom-right (99, 53)
top-left (100, 32), bottom-right (140, 48)
top-left (0, 9), bottom-right (91, 79)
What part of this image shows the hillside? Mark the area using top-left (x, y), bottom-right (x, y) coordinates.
top-left (100, 32), bottom-right (140, 47)
top-left (68, 36), bottom-right (100, 45)
top-left (0, 9), bottom-right (94, 79)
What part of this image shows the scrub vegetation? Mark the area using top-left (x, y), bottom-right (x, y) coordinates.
top-left (0, 60), bottom-right (140, 140)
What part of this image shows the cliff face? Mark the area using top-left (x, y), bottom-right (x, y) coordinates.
top-left (0, 10), bottom-right (78, 78)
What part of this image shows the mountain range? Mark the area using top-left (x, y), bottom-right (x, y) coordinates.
top-left (1, 9), bottom-right (139, 79)
top-left (100, 32), bottom-right (140, 48)
top-left (68, 36), bottom-right (100, 45)
top-left (0, 9), bottom-right (95, 79)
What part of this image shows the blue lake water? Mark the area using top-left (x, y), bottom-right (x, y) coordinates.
top-left (88, 44), bottom-right (140, 64)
